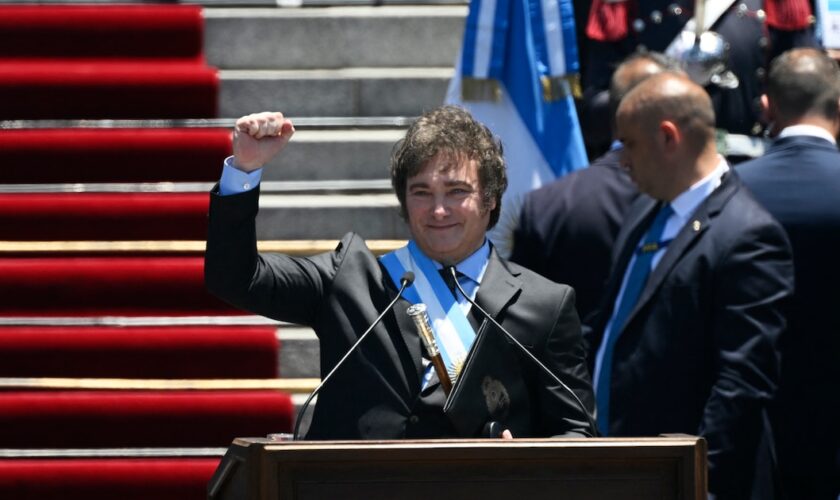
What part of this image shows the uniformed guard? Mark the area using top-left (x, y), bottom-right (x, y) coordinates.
top-left (581, 0), bottom-right (819, 161)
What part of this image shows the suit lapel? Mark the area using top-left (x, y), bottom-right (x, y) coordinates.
top-left (604, 198), bottom-right (659, 309)
top-left (624, 172), bottom-right (739, 329)
top-left (473, 248), bottom-right (522, 325)
top-left (376, 268), bottom-right (422, 398)
top-left (394, 299), bottom-right (423, 385)
top-left (586, 198), bottom-right (659, 350)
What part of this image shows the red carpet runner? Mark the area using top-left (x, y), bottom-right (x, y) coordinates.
top-left (0, 6), bottom-right (293, 498)
top-left (0, 326), bottom-right (279, 378)
top-left (0, 5), bottom-right (218, 120)
top-left (0, 128), bottom-right (230, 184)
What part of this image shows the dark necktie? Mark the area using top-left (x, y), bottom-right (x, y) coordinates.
top-left (439, 268), bottom-right (461, 298)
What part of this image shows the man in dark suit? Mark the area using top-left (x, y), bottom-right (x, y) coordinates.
top-left (737, 48), bottom-right (840, 499)
top-left (587, 72), bottom-right (793, 498)
top-left (205, 106), bottom-right (596, 440)
top-left (510, 52), bottom-right (677, 321)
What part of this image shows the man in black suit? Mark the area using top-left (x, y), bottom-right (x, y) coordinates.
top-left (510, 52), bottom-right (677, 321)
top-left (737, 47), bottom-right (840, 499)
top-left (587, 72), bottom-right (793, 498)
top-left (205, 106), bottom-right (596, 440)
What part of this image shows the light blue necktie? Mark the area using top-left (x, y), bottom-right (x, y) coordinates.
top-left (596, 203), bottom-right (673, 435)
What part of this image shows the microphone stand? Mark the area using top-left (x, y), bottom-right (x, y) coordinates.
top-left (445, 266), bottom-right (598, 437)
top-left (292, 272), bottom-right (415, 440)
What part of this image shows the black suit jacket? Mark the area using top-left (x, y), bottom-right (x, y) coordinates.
top-left (586, 171), bottom-right (794, 498)
top-left (738, 135), bottom-right (840, 498)
top-left (511, 148), bottom-right (639, 321)
top-left (205, 186), bottom-right (596, 440)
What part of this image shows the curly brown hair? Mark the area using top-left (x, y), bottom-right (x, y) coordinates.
top-left (390, 106), bottom-right (507, 229)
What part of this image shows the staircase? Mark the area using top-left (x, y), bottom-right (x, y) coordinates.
top-left (0, 2), bottom-right (465, 498)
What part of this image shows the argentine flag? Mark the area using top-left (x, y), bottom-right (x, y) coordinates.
top-left (446, 0), bottom-right (588, 257)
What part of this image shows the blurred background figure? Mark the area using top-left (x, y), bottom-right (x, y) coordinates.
top-left (737, 47), bottom-right (840, 500)
top-left (581, 0), bottom-right (820, 161)
top-left (510, 52), bottom-right (679, 322)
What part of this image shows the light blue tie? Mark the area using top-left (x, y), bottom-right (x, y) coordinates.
top-left (596, 203), bottom-right (673, 435)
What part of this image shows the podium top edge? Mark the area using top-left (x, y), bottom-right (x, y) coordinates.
top-left (233, 435), bottom-right (704, 449)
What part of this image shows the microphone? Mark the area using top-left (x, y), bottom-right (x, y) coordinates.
top-left (444, 266), bottom-right (598, 437)
top-left (292, 271), bottom-right (415, 440)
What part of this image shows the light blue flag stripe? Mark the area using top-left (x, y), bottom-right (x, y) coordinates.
top-left (460, 0), bottom-right (482, 77)
top-left (461, 0), bottom-right (509, 80)
top-left (473, 0), bottom-right (496, 77)
top-left (558, 0), bottom-right (578, 74)
top-left (540, 0), bottom-right (567, 76)
top-left (537, 0), bottom-right (579, 76)
top-left (489, 0), bottom-right (510, 79)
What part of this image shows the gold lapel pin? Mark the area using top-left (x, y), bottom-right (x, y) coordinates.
top-left (692, 220), bottom-right (701, 231)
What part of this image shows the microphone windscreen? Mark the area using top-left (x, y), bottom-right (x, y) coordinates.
top-left (401, 271), bottom-right (415, 286)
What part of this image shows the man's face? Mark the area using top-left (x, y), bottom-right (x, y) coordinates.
top-left (617, 111), bottom-right (663, 198)
top-left (405, 152), bottom-right (493, 266)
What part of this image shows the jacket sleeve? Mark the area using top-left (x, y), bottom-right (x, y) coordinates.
top-left (538, 285), bottom-right (598, 437)
top-left (702, 215), bottom-right (793, 498)
top-left (204, 186), bottom-right (343, 326)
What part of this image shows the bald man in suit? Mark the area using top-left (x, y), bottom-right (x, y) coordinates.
top-left (587, 73), bottom-right (793, 498)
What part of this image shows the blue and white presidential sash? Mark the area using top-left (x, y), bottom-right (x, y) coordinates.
top-left (380, 241), bottom-right (477, 382)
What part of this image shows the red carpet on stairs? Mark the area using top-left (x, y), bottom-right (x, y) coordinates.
top-left (0, 390), bottom-right (293, 448)
top-left (0, 5), bottom-right (207, 60)
top-left (0, 256), bottom-right (242, 316)
top-left (0, 128), bottom-right (231, 184)
top-left (0, 326), bottom-right (279, 378)
top-left (0, 458), bottom-right (220, 500)
top-left (0, 6), bottom-right (291, 496)
top-left (0, 61), bottom-right (218, 120)
top-left (0, 5), bottom-right (218, 120)
top-left (0, 193), bottom-right (209, 240)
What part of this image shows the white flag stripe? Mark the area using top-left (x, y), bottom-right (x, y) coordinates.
top-left (393, 248), bottom-right (469, 366)
top-left (541, 0), bottom-right (567, 76)
top-left (473, 0), bottom-right (499, 78)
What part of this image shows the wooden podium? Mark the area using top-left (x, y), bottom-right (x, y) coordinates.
top-left (208, 435), bottom-right (706, 500)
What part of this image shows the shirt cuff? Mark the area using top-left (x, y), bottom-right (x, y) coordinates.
top-left (219, 156), bottom-right (263, 196)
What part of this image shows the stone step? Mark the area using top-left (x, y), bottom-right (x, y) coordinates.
top-left (219, 67), bottom-right (451, 118)
top-left (256, 193), bottom-right (409, 240)
top-left (262, 128), bottom-right (405, 181)
top-left (204, 6), bottom-right (465, 70)
top-left (277, 326), bottom-right (319, 378)
top-left (0, 126), bottom-right (403, 186)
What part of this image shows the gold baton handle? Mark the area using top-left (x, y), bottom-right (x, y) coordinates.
top-left (406, 303), bottom-right (453, 395)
